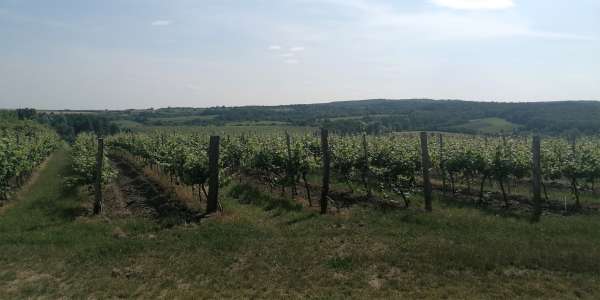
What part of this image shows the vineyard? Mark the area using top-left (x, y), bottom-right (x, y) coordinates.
top-left (67, 129), bottom-right (599, 220)
top-left (4, 119), bottom-right (598, 219)
top-left (0, 120), bottom-right (58, 201)
top-left (4, 122), bottom-right (600, 297)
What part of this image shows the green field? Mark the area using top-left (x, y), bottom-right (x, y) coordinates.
top-left (149, 115), bottom-right (217, 122)
top-left (451, 117), bottom-right (522, 134)
top-left (2, 147), bottom-right (600, 298)
top-left (226, 120), bottom-right (291, 126)
top-left (328, 114), bottom-right (392, 121)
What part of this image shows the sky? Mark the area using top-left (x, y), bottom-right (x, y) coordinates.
top-left (0, 0), bottom-right (599, 109)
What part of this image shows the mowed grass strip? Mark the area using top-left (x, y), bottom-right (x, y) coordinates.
top-left (1, 147), bottom-right (600, 298)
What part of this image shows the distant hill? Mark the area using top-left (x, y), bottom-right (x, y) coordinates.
top-left (39, 99), bottom-right (600, 136)
top-left (174, 99), bottom-right (600, 135)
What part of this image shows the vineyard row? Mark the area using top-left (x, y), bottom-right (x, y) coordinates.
top-left (0, 122), bottom-right (59, 200)
top-left (72, 130), bottom-right (590, 220)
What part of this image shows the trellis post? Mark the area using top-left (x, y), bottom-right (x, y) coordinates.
top-left (206, 136), bottom-right (221, 214)
top-left (93, 137), bottom-right (104, 215)
top-left (320, 128), bottom-right (330, 214)
top-left (420, 132), bottom-right (432, 212)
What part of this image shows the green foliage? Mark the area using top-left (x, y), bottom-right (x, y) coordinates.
top-left (69, 133), bottom-right (117, 186)
top-left (105, 129), bottom-right (600, 207)
top-left (0, 120), bottom-right (58, 199)
top-left (109, 133), bottom-right (212, 188)
top-left (36, 112), bottom-right (119, 142)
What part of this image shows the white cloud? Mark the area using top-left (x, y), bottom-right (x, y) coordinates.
top-left (432, 0), bottom-right (514, 10)
top-left (284, 59), bottom-right (299, 64)
top-left (290, 46), bottom-right (305, 52)
top-left (280, 53), bottom-right (295, 57)
top-left (269, 45), bottom-right (282, 50)
top-left (313, 0), bottom-right (594, 41)
top-left (151, 20), bottom-right (172, 26)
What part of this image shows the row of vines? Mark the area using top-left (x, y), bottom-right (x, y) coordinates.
top-left (0, 121), bottom-right (59, 199)
top-left (69, 133), bottom-right (117, 186)
top-left (98, 131), bottom-right (600, 210)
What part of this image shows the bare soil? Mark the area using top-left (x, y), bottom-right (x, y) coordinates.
top-left (106, 154), bottom-right (202, 226)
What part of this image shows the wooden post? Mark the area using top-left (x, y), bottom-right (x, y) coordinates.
top-left (93, 137), bottom-right (104, 215)
top-left (362, 133), bottom-right (371, 198)
top-left (570, 136), bottom-right (581, 209)
top-left (420, 132), bottom-right (432, 212)
top-left (320, 128), bottom-right (330, 214)
top-left (531, 135), bottom-right (542, 222)
top-left (206, 136), bottom-right (220, 214)
top-left (285, 132), bottom-right (296, 197)
top-left (438, 133), bottom-right (446, 195)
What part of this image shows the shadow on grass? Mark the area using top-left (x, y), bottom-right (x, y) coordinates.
top-left (285, 213), bottom-right (317, 225)
top-left (229, 183), bottom-right (303, 212)
top-left (27, 197), bottom-right (88, 223)
top-left (20, 151), bottom-right (91, 223)
top-left (437, 192), bottom-right (532, 221)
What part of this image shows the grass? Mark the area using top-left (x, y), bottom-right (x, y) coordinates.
top-left (451, 117), bottom-right (522, 134)
top-left (2, 148), bottom-right (600, 298)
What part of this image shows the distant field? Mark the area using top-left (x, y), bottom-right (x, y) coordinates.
top-left (328, 114), bottom-right (392, 121)
top-left (148, 115), bottom-right (217, 123)
top-left (451, 117), bottom-right (522, 134)
top-left (183, 125), bottom-right (316, 135)
top-left (226, 120), bottom-right (290, 126)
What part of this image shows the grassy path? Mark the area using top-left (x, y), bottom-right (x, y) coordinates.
top-left (2, 147), bottom-right (600, 298)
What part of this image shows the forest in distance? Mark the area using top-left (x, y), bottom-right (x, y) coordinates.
top-left (28, 98), bottom-right (600, 136)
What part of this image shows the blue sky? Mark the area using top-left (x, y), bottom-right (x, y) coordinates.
top-left (0, 0), bottom-right (599, 109)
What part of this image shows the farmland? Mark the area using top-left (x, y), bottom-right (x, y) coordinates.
top-left (2, 103), bottom-right (600, 298)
